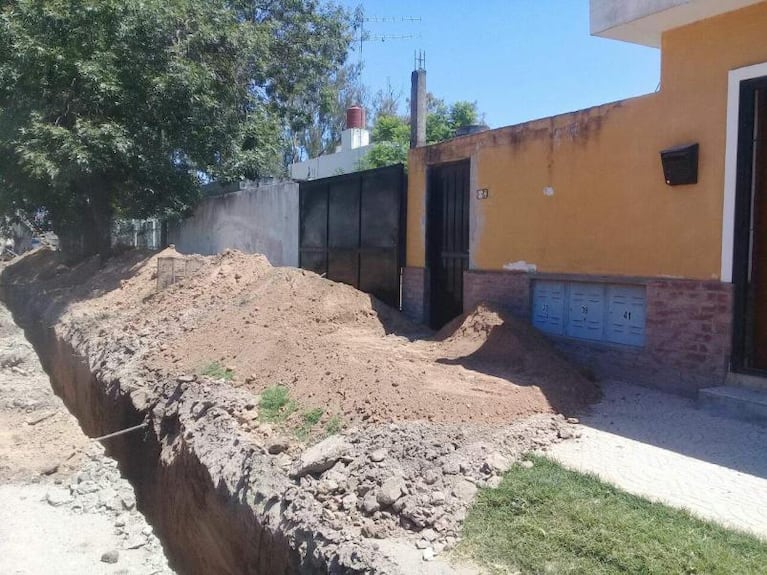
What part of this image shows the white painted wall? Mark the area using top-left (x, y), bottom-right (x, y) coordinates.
top-left (289, 127), bottom-right (372, 180)
top-left (167, 180), bottom-right (299, 267)
top-left (590, 0), bottom-right (762, 47)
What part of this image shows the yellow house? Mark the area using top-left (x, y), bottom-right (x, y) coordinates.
top-left (403, 0), bottom-right (767, 398)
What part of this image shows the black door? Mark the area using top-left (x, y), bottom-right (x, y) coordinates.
top-left (299, 164), bottom-right (405, 308)
top-left (733, 78), bottom-right (767, 372)
top-left (427, 160), bottom-right (470, 329)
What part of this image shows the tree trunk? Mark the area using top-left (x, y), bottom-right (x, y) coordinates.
top-left (57, 183), bottom-right (113, 264)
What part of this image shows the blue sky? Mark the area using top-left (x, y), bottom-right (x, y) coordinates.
top-left (338, 0), bottom-right (661, 128)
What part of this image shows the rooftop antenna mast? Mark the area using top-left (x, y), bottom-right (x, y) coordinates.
top-left (414, 49), bottom-right (426, 71)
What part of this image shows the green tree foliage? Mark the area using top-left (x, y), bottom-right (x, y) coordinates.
top-left (285, 61), bottom-right (367, 165)
top-left (360, 97), bottom-right (483, 170)
top-left (0, 0), bottom-right (353, 259)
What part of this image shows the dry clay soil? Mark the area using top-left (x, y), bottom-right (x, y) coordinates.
top-left (1, 248), bottom-right (600, 573)
top-left (42, 246), bottom-right (600, 429)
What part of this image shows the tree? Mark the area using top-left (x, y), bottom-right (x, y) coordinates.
top-left (0, 0), bottom-right (354, 260)
top-left (360, 97), bottom-right (484, 170)
top-left (285, 60), bottom-right (368, 166)
top-left (358, 114), bottom-right (410, 170)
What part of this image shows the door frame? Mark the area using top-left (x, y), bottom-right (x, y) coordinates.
top-left (724, 62), bottom-right (767, 373)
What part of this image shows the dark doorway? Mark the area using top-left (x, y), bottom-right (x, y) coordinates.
top-left (427, 160), bottom-right (470, 329)
top-left (733, 77), bottom-right (767, 372)
top-left (298, 164), bottom-right (406, 308)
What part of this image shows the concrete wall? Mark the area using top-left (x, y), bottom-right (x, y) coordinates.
top-left (289, 144), bottom-right (371, 181)
top-left (168, 180), bottom-right (299, 267)
top-left (407, 2), bottom-right (767, 281)
top-left (590, 0), bottom-right (762, 47)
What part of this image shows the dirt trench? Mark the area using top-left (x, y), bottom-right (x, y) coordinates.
top-left (0, 248), bottom-right (595, 575)
top-left (1, 284), bottom-right (305, 575)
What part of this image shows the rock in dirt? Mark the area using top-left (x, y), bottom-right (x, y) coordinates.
top-left (100, 550), bottom-right (119, 564)
top-left (451, 479), bottom-right (478, 502)
top-left (267, 438), bottom-right (290, 455)
top-left (377, 476), bottom-right (405, 507)
top-left (362, 491), bottom-right (380, 514)
top-left (482, 451), bottom-right (510, 475)
top-left (485, 476), bottom-right (503, 488)
top-left (46, 490), bottom-right (73, 507)
top-left (290, 436), bottom-right (352, 478)
top-left (369, 448), bottom-right (387, 463)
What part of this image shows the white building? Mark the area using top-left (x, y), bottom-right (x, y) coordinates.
top-left (289, 107), bottom-right (372, 180)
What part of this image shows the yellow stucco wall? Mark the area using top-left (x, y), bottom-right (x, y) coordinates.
top-left (407, 2), bottom-right (767, 280)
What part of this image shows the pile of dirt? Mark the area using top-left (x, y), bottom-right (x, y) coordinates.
top-left (1, 248), bottom-right (596, 572)
top-left (7, 247), bottom-right (599, 427)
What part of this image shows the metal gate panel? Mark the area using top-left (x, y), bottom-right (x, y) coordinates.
top-left (299, 164), bottom-right (405, 308)
top-left (361, 170), bottom-right (401, 248)
top-left (328, 180), bottom-right (360, 248)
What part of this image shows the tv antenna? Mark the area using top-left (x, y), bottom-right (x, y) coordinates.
top-left (358, 16), bottom-right (422, 55)
top-left (414, 50), bottom-right (426, 71)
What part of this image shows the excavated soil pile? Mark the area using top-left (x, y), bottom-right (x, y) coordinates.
top-left (54, 247), bottom-right (600, 425)
top-left (1, 247), bottom-right (599, 573)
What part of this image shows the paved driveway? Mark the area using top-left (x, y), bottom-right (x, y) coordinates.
top-left (548, 380), bottom-right (767, 539)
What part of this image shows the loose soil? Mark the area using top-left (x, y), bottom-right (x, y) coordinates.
top-left (43, 247), bottom-right (598, 427)
top-left (1, 247), bottom-right (601, 573)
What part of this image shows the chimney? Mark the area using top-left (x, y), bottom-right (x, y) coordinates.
top-left (410, 67), bottom-right (426, 149)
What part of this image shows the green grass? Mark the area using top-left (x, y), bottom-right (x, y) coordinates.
top-left (295, 407), bottom-right (325, 440)
top-left (200, 361), bottom-right (234, 381)
top-left (258, 385), bottom-right (297, 422)
top-left (324, 414), bottom-right (343, 436)
top-left (460, 456), bottom-right (767, 575)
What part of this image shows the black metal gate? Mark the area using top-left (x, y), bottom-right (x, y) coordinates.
top-left (427, 160), bottom-right (470, 328)
top-left (299, 164), bottom-right (406, 308)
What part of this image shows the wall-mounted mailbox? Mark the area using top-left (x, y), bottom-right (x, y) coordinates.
top-left (660, 143), bottom-right (699, 186)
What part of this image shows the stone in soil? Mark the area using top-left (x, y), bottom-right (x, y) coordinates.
top-left (290, 435), bottom-right (352, 478)
top-left (100, 549), bottom-right (120, 564)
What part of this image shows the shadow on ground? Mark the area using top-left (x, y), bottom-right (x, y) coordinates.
top-left (575, 380), bottom-right (767, 479)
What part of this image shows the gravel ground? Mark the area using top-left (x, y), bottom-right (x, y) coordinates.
top-left (548, 380), bottom-right (767, 539)
top-left (0, 298), bottom-right (174, 575)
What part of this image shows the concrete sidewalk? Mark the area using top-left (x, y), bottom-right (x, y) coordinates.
top-left (548, 380), bottom-right (767, 539)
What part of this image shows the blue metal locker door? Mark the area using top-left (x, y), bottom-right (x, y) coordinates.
top-left (532, 280), bottom-right (565, 335)
top-left (606, 285), bottom-right (647, 346)
top-left (566, 283), bottom-right (605, 341)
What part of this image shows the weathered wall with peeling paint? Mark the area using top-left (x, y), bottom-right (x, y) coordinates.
top-left (407, 2), bottom-right (767, 281)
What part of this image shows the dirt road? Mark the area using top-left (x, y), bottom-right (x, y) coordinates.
top-left (0, 298), bottom-right (173, 575)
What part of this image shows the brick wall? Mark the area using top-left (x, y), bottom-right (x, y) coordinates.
top-left (402, 267), bottom-right (428, 324)
top-left (463, 270), bottom-right (531, 318)
top-left (462, 270), bottom-right (733, 395)
top-left (644, 279), bottom-right (732, 392)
